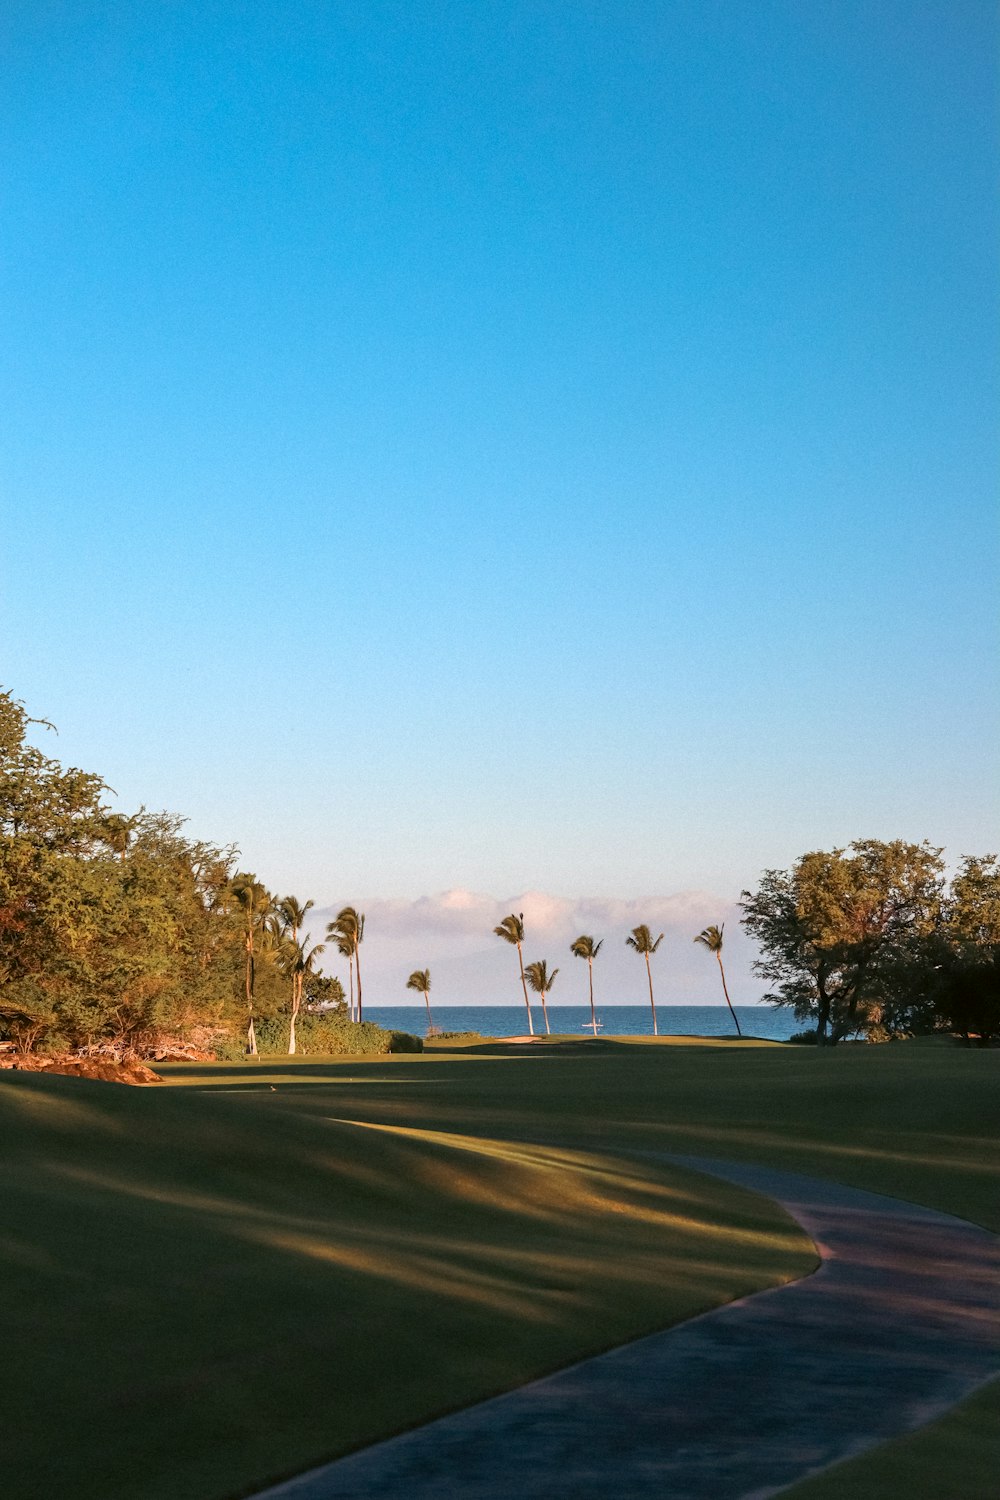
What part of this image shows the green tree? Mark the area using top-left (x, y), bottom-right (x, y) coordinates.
top-left (570, 934), bottom-right (603, 1035)
top-left (329, 907), bottom-right (365, 1020)
top-left (232, 876), bottom-right (274, 1055)
top-left (740, 839), bottom-right (945, 1045)
top-left (523, 959), bottom-right (557, 1035)
top-left (406, 968), bottom-right (433, 1031)
top-left (493, 912), bottom-right (534, 1036)
top-left (274, 896), bottom-right (317, 1054)
top-left (693, 924), bottom-right (742, 1036)
top-left (626, 925), bottom-right (664, 1036)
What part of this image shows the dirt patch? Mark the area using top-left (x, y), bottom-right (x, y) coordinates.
top-left (0, 1056), bottom-right (162, 1085)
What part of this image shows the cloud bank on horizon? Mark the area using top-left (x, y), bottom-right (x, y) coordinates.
top-left (311, 888), bottom-right (764, 1008)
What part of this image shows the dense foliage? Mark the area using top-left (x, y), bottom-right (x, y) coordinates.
top-left (741, 840), bottom-right (1000, 1045)
top-left (0, 689), bottom-right (347, 1057)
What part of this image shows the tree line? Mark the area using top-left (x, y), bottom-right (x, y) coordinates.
top-left (0, 689), bottom-right (344, 1058)
top-left (1, 688), bottom-right (997, 1055)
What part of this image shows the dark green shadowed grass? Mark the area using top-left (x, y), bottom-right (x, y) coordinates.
top-left (0, 1063), bottom-right (813, 1500)
top-left (162, 1036), bottom-right (1000, 1499)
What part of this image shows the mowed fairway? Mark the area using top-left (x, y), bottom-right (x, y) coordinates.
top-left (2, 1037), bottom-right (997, 1500)
top-left (0, 1053), bottom-right (814, 1500)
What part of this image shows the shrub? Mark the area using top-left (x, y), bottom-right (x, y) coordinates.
top-left (787, 1029), bottom-right (818, 1045)
top-left (387, 1030), bottom-right (423, 1054)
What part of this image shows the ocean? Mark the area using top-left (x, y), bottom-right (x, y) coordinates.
top-left (365, 1004), bottom-right (798, 1042)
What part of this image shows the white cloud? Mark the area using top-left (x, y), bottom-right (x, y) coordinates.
top-left (309, 888), bottom-right (762, 1007)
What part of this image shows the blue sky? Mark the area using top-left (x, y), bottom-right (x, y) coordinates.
top-left (2, 2), bottom-right (997, 954)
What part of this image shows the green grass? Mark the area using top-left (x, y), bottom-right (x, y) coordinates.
top-left (161, 1037), bottom-right (1000, 1498)
top-left (3, 1037), bottom-right (997, 1498)
top-left (0, 1061), bottom-right (813, 1500)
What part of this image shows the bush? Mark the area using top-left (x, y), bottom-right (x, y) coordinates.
top-left (387, 1030), bottom-right (423, 1054)
top-left (211, 1034), bottom-right (248, 1061)
top-left (433, 1031), bottom-right (486, 1044)
top-left (208, 1015), bottom-right (423, 1058)
top-left (787, 1029), bottom-right (818, 1045)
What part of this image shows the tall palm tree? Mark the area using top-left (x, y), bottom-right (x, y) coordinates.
top-left (232, 875), bottom-right (273, 1055)
top-left (493, 912), bottom-right (534, 1036)
top-left (406, 968), bottom-right (433, 1032)
top-left (570, 934), bottom-right (604, 1035)
top-left (330, 931), bottom-right (355, 1018)
top-left (626, 924), bottom-right (664, 1037)
top-left (276, 896), bottom-right (316, 1052)
top-left (330, 907), bottom-right (365, 1020)
top-left (694, 923), bottom-right (742, 1036)
top-left (524, 959), bottom-right (557, 1035)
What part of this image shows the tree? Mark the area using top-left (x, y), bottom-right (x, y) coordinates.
top-left (274, 896), bottom-right (316, 1053)
top-left (406, 968), bottom-right (433, 1031)
top-left (693, 924), bottom-right (742, 1036)
top-left (570, 934), bottom-right (603, 1035)
top-left (523, 959), bottom-right (557, 1035)
top-left (740, 839), bottom-right (944, 1045)
top-left (626, 925), bottom-right (663, 1036)
top-left (329, 907), bottom-right (365, 1020)
top-left (493, 912), bottom-right (534, 1036)
top-left (328, 928), bottom-right (355, 1018)
top-left (232, 876), bottom-right (274, 1055)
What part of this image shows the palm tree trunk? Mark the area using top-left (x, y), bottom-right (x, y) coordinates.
top-left (645, 953), bottom-right (658, 1036)
top-left (247, 934), bottom-right (258, 1055)
top-left (348, 955), bottom-right (355, 1021)
top-left (424, 991), bottom-right (433, 1031)
top-left (516, 942), bottom-right (535, 1035)
top-left (588, 958), bottom-right (597, 1035)
top-left (540, 990), bottom-right (551, 1034)
top-left (355, 940), bottom-right (363, 1022)
top-left (717, 952), bottom-right (741, 1036)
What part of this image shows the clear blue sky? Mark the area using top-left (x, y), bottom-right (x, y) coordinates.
top-left (3, 1), bottom-right (997, 906)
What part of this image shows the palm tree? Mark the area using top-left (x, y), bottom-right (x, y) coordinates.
top-left (232, 875), bottom-right (273, 1055)
top-left (330, 931), bottom-right (355, 1018)
top-left (626, 924), bottom-right (664, 1036)
top-left (570, 934), bottom-right (604, 1035)
top-left (493, 912), bottom-right (534, 1035)
top-left (406, 969), bottom-right (433, 1032)
top-left (330, 907), bottom-right (365, 1020)
top-left (275, 896), bottom-right (316, 1052)
top-left (694, 923), bottom-right (742, 1036)
top-left (524, 959), bottom-right (557, 1035)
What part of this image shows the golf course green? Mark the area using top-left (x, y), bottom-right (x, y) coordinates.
top-left (2, 1035), bottom-right (997, 1499)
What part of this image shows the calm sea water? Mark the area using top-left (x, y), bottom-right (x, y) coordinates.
top-left (367, 1004), bottom-right (797, 1042)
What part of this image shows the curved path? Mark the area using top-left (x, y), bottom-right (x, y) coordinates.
top-left (253, 1156), bottom-right (1000, 1500)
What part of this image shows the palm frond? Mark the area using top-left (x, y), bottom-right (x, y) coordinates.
top-left (493, 913), bottom-right (525, 944)
top-left (524, 959), bottom-right (558, 993)
top-left (627, 924), bottom-right (664, 955)
top-left (406, 969), bottom-right (431, 993)
top-left (570, 934), bottom-right (601, 959)
top-left (694, 923), bottom-right (724, 953)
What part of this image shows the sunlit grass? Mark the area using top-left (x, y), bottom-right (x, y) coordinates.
top-left (0, 1065), bottom-right (813, 1500)
top-left (159, 1037), bottom-right (1000, 1499)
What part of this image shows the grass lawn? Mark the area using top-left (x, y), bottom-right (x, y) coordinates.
top-left (2, 1036), bottom-right (997, 1498)
top-left (0, 1059), bottom-right (813, 1500)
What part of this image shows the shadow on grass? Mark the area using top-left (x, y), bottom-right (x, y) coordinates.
top-left (0, 1069), bottom-right (813, 1500)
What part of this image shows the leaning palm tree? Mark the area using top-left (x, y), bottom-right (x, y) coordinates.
top-left (694, 923), bottom-right (742, 1036)
top-left (232, 875), bottom-right (273, 1055)
top-left (329, 906), bottom-right (366, 1021)
top-left (275, 896), bottom-right (317, 1052)
top-left (331, 932), bottom-right (355, 1018)
top-left (406, 969), bottom-right (433, 1032)
top-left (626, 924), bottom-right (664, 1036)
top-left (570, 934), bottom-right (604, 1035)
top-left (493, 912), bottom-right (534, 1035)
top-left (523, 959), bottom-right (558, 1035)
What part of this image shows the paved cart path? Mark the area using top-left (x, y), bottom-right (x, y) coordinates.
top-left (252, 1156), bottom-right (1000, 1500)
